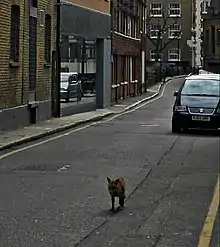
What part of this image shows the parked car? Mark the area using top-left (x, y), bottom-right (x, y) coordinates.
top-left (60, 73), bottom-right (82, 102)
top-left (172, 73), bottom-right (220, 133)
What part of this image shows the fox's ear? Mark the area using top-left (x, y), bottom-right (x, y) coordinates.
top-left (107, 177), bottom-right (111, 183)
top-left (115, 178), bottom-right (119, 185)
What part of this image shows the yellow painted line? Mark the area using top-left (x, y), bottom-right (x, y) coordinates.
top-left (198, 175), bottom-right (220, 247)
top-left (0, 80), bottom-right (172, 161)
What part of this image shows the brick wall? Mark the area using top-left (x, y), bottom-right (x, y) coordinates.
top-left (36, 0), bottom-right (56, 102)
top-left (64, 0), bottom-right (110, 14)
top-left (0, 0), bottom-right (28, 109)
top-left (0, 0), bottom-right (56, 110)
top-left (112, 35), bottom-right (141, 57)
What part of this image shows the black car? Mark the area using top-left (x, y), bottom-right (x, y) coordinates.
top-left (172, 73), bottom-right (220, 133)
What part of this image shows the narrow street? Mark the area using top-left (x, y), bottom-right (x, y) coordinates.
top-left (0, 77), bottom-right (219, 247)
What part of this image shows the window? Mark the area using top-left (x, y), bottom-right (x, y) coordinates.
top-left (168, 24), bottom-right (181, 39)
top-left (127, 16), bottom-right (132, 36)
top-left (150, 49), bottom-right (161, 61)
top-left (10, 5), bottom-right (20, 63)
top-left (206, 28), bottom-right (210, 43)
top-left (150, 3), bottom-right (162, 17)
top-left (168, 48), bottom-right (181, 61)
top-left (217, 29), bottom-right (220, 44)
top-left (201, 0), bottom-right (211, 14)
top-left (61, 35), bottom-right (69, 62)
top-left (211, 26), bottom-right (215, 54)
top-left (181, 80), bottom-right (220, 96)
top-left (169, 3), bottom-right (181, 17)
top-left (150, 24), bottom-right (161, 39)
top-left (86, 44), bottom-right (96, 59)
top-left (69, 43), bottom-right (75, 62)
top-left (119, 11), bottom-right (124, 33)
top-left (124, 16), bottom-right (132, 36)
top-left (44, 14), bottom-right (51, 64)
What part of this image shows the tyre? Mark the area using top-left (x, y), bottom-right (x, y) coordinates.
top-left (172, 120), bottom-right (181, 133)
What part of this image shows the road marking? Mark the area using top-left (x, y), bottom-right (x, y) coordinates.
top-left (141, 124), bottom-right (159, 127)
top-left (0, 80), bottom-right (172, 161)
top-left (197, 175), bottom-right (220, 247)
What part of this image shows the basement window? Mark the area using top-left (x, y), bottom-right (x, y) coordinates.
top-left (10, 5), bottom-right (20, 66)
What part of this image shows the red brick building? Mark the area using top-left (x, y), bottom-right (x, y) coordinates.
top-left (111, 0), bottom-right (147, 102)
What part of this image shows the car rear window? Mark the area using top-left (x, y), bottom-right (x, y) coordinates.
top-left (181, 79), bottom-right (220, 96)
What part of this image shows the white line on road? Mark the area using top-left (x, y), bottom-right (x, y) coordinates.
top-left (0, 79), bottom-right (172, 160)
top-left (141, 124), bottom-right (159, 127)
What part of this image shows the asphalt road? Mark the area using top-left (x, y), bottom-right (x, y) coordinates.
top-left (0, 77), bottom-right (219, 247)
top-left (61, 96), bottom-right (96, 117)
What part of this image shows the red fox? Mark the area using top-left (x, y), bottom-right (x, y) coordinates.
top-left (107, 177), bottom-right (126, 211)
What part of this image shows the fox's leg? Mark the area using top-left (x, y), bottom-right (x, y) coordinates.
top-left (119, 197), bottom-right (124, 207)
top-left (111, 196), bottom-right (115, 211)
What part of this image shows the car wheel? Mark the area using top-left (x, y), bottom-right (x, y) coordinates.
top-left (172, 120), bottom-right (181, 133)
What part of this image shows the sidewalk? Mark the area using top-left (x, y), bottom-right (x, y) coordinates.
top-left (0, 77), bottom-right (180, 151)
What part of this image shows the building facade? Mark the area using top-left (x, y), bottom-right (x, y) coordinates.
top-left (0, 0), bottom-right (56, 131)
top-left (60, 0), bottom-right (111, 74)
top-left (202, 0), bottom-right (220, 73)
top-left (145, 0), bottom-right (192, 70)
top-left (111, 0), bottom-right (147, 101)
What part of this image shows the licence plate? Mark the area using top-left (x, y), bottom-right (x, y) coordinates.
top-left (192, 116), bottom-right (210, 121)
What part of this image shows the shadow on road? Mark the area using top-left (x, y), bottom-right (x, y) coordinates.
top-left (171, 129), bottom-right (220, 138)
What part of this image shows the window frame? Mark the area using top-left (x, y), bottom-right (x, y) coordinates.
top-left (150, 49), bottom-right (162, 61)
top-left (10, 4), bottom-right (20, 65)
top-left (201, 0), bottom-right (211, 14)
top-left (150, 24), bottom-right (162, 39)
top-left (169, 2), bottom-right (181, 17)
top-left (168, 24), bottom-right (181, 39)
top-left (150, 3), bottom-right (162, 17)
top-left (168, 48), bottom-right (181, 61)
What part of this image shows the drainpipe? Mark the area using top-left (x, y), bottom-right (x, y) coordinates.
top-left (56, 0), bottom-right (61, 117)
top-left (21, 0), bottom-right (26, 105)
top-left (140, 31), bottom-right (145, 94)
top-left (110, 0), bottom-right (113, 85)
top-left (195, 0), bottom-right (202, 68)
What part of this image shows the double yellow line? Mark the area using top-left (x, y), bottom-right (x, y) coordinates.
top-left (198, 175), bottom-right (219, 247)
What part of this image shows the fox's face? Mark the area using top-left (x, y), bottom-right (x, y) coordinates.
top-left (107, 177), bottom-right (125, 197)
top-left (107, 177), bottom-right (119, 196)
